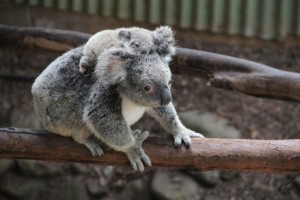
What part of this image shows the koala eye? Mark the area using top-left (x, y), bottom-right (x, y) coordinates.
top-left (168, 80), bottom-right (172, 86)
top-left (149, 49), bottom-right (154, 54)
top-left (131, 42), bottom-right (140, 48)
top-left (144, 85), bottom-right (153, 93)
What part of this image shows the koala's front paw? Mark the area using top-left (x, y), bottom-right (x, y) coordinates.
top-left (126, 130), bottom-right (151, 172)
top-left (173, 128), bottom-right (204, 148)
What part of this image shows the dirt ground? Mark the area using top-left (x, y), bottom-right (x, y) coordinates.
top-left (0, 3), bottom-right (300, 200)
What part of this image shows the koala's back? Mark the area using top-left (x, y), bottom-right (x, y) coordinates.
top-left (84, 30), bottom-right (118, 57)
top-left (32, 46), bottom-right (95, 137)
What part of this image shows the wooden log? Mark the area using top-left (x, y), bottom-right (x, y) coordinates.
top-left (0, 128), bottom-right (299, 172)
top-left (1, 24), bottom-right (300, 102)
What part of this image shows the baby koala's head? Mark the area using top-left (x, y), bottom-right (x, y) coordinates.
top-left (118, 27), bottom-right (153, 55)
top-left (117, 26), bottom-right (176, 63)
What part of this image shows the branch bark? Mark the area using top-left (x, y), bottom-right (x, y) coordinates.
top-left (1, 24), bottom-right (300, 102)
top-left (0, 128), bottom-right (299, 172)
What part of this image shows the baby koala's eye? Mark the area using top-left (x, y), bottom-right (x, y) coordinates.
top-left (149, 49), bottom-right (154, 54)
top-left (144, 85), bottom-right (153, 93)
top-left (131, 42), bottom-right (140, 48)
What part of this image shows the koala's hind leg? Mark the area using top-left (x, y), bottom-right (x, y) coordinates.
top-left (126, 129), bottom-right (151, 172)
top-left (83, 107), bottom-right (151, 172)
top-left (146, 103), bottom-right (204, 148)
top-left (73, 134), bottom-right (104, 156)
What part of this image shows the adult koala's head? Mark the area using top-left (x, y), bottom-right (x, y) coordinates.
top-left (95, 48), bottom-right (172, 107)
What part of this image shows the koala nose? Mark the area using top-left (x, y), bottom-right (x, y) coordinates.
top-left (160, 87), bottom-right (172, 106)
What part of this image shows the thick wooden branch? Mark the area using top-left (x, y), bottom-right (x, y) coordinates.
top-left (0, 128), bottom-right (299, 172)
top-left (1, 24), bottom-right (300, 102)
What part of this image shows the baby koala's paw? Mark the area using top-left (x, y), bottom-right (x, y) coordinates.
top-left (79, 65), bottom-right (88, 75)
top-left (173, 128), bottom-right (204, 148)
top-left (79, 56), bottom-right (94, 75)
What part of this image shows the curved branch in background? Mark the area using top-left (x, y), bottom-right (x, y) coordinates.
top-left (0, 128), bottom-right (299, 172)
top-left (0, 24), bottom-right (90, 51)
top-left (1, 24), bottom-right (300, 102)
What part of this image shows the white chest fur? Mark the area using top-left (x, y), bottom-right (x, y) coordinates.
top-left (121, 97), bottom-right (146, 126)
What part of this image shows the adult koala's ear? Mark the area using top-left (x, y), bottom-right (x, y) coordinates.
top-left (95, 48), bottom-right (134, 85)
top-left (152, 26), bottom-right (176, 62)
top-left (118, 29), bottom-right (131, 42)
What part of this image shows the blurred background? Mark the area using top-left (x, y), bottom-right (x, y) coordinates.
top-left (0, 0), bottom-right (300, 199)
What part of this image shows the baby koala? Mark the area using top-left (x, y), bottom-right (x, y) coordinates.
top-left (79, 26), bottom-right (175, 75)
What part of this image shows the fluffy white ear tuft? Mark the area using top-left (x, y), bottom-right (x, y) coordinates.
top-left (154, 26), bottom-right (173, 41)
top-left (152, 26), bottom-right (176, 62)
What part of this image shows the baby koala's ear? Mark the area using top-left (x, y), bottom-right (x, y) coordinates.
top-left (152, 26), bottom-right (176, 62)
top-left (118, 29), bottom-right (131, 42)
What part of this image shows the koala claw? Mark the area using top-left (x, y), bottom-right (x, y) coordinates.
top-left (84, 136), bottom-right (104, 157)
top-left (173, 129), bottom-right (204, 148)
top-left (126, 146), bottom-right (151, 172)
top-left (86, 143), bottom-right (104, 157)
top-left (174, 133), bottom-right (192, 148)
top-left (132, 129), bottom-right (149, 144)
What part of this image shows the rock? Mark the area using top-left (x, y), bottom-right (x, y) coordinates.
top-left (220, 171), bottom-right (239, 181)
top-left (120, 179), bottom-right (147, 200)
top-left (100, 166), bottom-right (115, 186)
top-left (17, 160), bottom-right (62, 177)
top-left (69, 163), bottom-right (91, 175)
top-left (103, 166), bottom-right (114, 178)
top-left (188, 171), bottom-right (220, 188)
top-left (0, 159), bottom-right (14, 176)
top-left (1, 180), bottom-right (43, 200)
top-left (151, 170), bottom-right (200, 200)
top-left (252, 181), bottom-right (274, 192)
top-left (86, 178), bottom-right (107, 197)
top-left (179, 111), bottom-right (241, 138)
top-left (51, 177), bottom-right (89, 200)
top-left (294, 175), bottom-right (300, 191)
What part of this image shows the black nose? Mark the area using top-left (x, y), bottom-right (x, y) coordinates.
top-left (160, 87), bottom-right (172, 106)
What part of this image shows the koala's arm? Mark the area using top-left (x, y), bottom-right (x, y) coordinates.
top-left (146, 103), bottom-right (204, 147)
top-left (82, 88), bottom-right (151, 171)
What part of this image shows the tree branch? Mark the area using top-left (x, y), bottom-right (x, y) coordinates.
top-left (0, 128), bottom-right (299, 172)
top-left (1, 24), bottom-right (300, 102)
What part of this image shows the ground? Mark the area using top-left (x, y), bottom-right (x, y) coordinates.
top-left (0, 3), bottom-right (300, 200)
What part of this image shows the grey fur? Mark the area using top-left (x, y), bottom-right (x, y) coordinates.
top-left (32, 39), bottom-right (203, 173)
top-left (79, 26), bottom-right (176, 75)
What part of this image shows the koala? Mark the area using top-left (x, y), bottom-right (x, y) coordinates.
top-left (32, 46), bottom-right (204, 172)
top-left (79, 26), bottom-right (176, 75)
